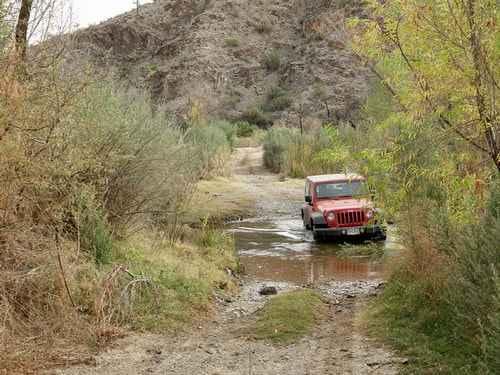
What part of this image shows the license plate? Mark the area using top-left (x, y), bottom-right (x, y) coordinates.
top-left (346, 228), bottom-right (361, 236)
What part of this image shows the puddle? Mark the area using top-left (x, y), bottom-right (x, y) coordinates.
top-left (228, 217), bottom-right (400, 284)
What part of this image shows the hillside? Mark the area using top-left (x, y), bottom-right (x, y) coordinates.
top-left (65, 0), bottom-right (370, 125)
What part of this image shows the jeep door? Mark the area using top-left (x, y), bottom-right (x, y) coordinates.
top-left (302, 181), bottom-right (313, 226)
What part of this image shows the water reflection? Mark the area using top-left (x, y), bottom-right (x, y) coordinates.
top-left (228, 217), bottom-right (399, 284)
top-left (241, 254), bottom-right (383, 284)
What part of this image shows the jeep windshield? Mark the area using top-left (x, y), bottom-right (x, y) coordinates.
top-left (315, 180), bottom-right (368, 199)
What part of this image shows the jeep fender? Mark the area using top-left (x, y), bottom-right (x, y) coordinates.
top-left (310, 212), bottom-right (326, 226)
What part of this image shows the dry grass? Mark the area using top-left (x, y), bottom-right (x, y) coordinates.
top-left (0, 51), bottom-right (236, 372)
top-left (184, 177), bottom-right (257, 225)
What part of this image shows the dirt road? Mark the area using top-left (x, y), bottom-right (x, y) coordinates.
top-left (55, 147), bottom-right (401, 375)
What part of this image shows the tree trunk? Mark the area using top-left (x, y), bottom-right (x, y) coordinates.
top-left (15, 0), bottom-right (34, 61)
top-left (466, 0), bottom-right (500, 171)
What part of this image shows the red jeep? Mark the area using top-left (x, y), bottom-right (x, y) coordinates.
top-left (301, 174), bottom-right (386, 241)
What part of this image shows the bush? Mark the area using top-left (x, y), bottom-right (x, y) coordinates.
top-left (210, 120), bottom-right (237, 149)
top-left (235, 121), bottom-right (257, 138)
top-left (0, 58), bottom-right (235, 369)
top-left (263, 49), bottom-right (281, 71)
top-left (224, 37), bottom-right (240, 48)
top-left (79, 202), bottom-right (114, 265)
top-left (239, 108), bottom-right (273, 128)
top-left (187, 123), bottom-right (231, 178)
top-left (263, 127), bottom-right (294, 173)
top-left (370, 204), bottom-right (500, 374)
top-left (262, 87), bottom-right (292, 112)
top-left (263, 126), bottom-right (340, 177)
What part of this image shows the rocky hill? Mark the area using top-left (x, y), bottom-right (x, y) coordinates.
top-left (66, 0), bottom-right (370, 126)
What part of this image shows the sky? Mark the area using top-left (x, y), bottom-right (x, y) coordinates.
top-left (71, 0), bottom-right (153, 28)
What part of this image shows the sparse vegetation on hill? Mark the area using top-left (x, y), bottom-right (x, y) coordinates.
top-left (65, 0), bottom-right (370, 125)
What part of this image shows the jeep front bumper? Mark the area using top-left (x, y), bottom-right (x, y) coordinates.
top-left (313, 224), bottom-right (386, 238)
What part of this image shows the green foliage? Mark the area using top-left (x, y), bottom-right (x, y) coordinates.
top-left (262, 87), bottom-right (292, 112)
top-left (187, 123), bottom-right (231, 178)
top-left (263, 126), bottom-right (341, 177)
top-left (109, 230), bottom-right (237, 331)
top-left (317, 1), bottom-right (500, 371)
top-left (263, 127), bottom-right (292, 173)
top-left (209, 120), bottom-right (237, 149)
top-left (249, 290), bottom-right (327, 344)
top-left (239, 107), bottom-right (273, 128)
top-left (369, 205), bottom-right (500, 374)
top-left (235, 121), bottom-right (257, 138)
top-left (263, 49), bottom-right (281, 71)
top-left (224, 37), bottom-right (240, 48)
top-left (77, 197), bottom-right (114, 266)
top-left (68, 82), bottom-right (216, 235)
top-left (349, 0), bottom-right (500, 170)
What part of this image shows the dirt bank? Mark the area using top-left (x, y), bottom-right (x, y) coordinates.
top-left (53, 147), bottom-right (401, 375)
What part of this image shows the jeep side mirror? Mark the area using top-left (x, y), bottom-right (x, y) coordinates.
top-left (305, 195), bottom-right (312, 204)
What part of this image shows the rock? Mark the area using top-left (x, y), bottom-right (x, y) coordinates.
top-left (146, 348), bottom-right (162, 355)
top-left (259, 286), bottom-right (278, 296)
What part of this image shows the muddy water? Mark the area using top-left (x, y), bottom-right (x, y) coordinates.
top-left (228, 216), bottom-right (399, 284)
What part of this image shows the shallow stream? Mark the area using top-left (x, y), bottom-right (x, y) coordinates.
top-left (228, 216), bottom-right (400, 284)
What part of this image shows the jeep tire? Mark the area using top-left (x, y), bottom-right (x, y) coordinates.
top-left (312, 225), bottom-right (322, 241)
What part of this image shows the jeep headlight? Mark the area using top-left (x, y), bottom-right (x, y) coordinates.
top-left (326, 212), bottom-right (335, 221)
top-left (366, 210), bottom-right (374, 219)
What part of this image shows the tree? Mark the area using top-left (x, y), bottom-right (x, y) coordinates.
top-left (14, 0), bottom-right (33, 61)
top-left (350, 0), bottom-right (499, 171)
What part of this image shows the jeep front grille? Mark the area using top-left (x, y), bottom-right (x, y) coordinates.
top-left (337, 210), bottom-right (365, 226)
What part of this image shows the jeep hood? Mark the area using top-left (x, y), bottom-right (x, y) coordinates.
top-left (316, 198), bottom-right (373, 212)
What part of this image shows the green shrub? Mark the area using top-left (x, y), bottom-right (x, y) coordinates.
top-left (235, 121), bottom-right (257, 137)
top-left (263, 126), bottom-right (339, 177)
top-left (80, 206), bottom-right (114, 265)
top-left (263, 49), bottom-right (281, 71)
top-left (224, 37), bottom-right (240, 48)
top-left (262, 87), bottom-right (292, 112)
top-left (72, 190), bottom-right (114, 266)
top-left (370, 209), bottom-right (500, 374)
top-left (239, 108), bottom-right (273, 128)
top-left (263, 127), bottom-right (294, 173)
top-left (210, 120), bottom-right (237, 149)
top-left (188, 124), bottom-right (231, 177)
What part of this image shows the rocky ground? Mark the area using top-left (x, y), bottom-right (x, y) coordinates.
top-left (52, 147), bottom-right (402, 375)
